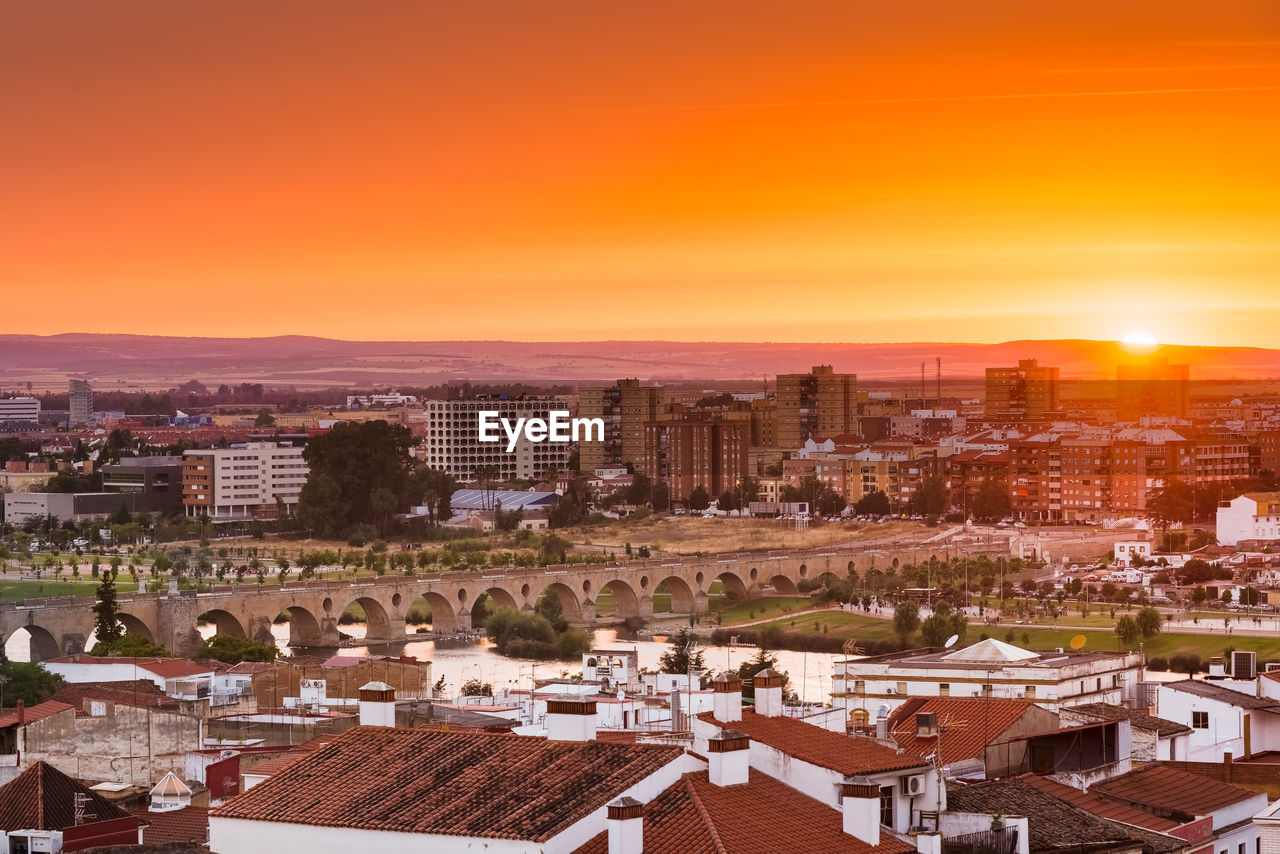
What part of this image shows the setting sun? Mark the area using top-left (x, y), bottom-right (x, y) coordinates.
top-left (1120, 331), bottom-right (1159, 353)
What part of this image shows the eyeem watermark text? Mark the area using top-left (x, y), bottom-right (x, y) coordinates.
top-left (478, 410), bottom-right (604, 452)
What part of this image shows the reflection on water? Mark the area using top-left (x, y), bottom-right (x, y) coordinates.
top-left (255, 622), bottom-right (845, 703)
top-left (5, 620), bottom-right (1193, 703)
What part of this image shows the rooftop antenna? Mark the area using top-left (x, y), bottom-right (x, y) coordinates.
top-left (920, 362), bottom-right (926, 403)
top-left (936, 357), bottom-right (942, 401)
top-left (73, 792), bottom-right (95, 826)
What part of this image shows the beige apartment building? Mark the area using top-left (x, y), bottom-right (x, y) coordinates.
top-left (182, 442), bottom-right (308, 521)
top-left (775, 365), bottom-right (857, 448)
top-left (576, 378), bottom-right (664, 471)
top-left (984, 359), bottom-right (1059, 421)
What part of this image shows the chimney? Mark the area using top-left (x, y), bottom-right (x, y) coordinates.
top-left (546, 696), bottom-right (597, 741)
top-left (606, 796), bottom-right (643, 854)
top-left (1209, 657), bottom-right (1227, 679)
top-left (876, 707), bottom-right (889, 740)
top-left (752, 668), bottom-right (784, 717)
top-left (842, 776), bottom-right (881, 846)
top-left (915, 831), bottom-right (943, 854)
top-left (707, 730), bottom-right (750, 787)
top-left (713, 671), bottom-right (742, 722)
top-left (358, 681), bottom-right (397, 727)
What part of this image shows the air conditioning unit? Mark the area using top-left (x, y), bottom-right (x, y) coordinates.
top-left (901, 774), bottom-right (926, 797)
top-left (1233, 650), bottom-right (1257, 680)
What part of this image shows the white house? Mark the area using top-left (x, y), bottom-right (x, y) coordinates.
top-left (1217, 492), bottom-right (1280, 546)
top-left (834, 638), bottom-right (1144, 720)
top-left (1157, 678), bottom-right (1280, 761)
top-left (42, 654), bottom-right (215, 700)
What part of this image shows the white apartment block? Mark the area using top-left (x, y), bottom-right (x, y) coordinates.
top-left (833, 638), bottom-right (1145, 720)
top-left (417, 399), bottom-right (571, 482)
top-left (182, 442), bottom-right (309, 521)
top-left (0, 396), bottom-right (40, 425)
top-left (1217, 492), bottom-right (1280, 546)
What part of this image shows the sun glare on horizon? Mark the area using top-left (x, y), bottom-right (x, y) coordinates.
top-left (1120, 330), bottom-right (1159, 353)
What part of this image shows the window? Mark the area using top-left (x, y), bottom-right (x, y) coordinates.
top-left (896, 682), bottom-right (908, 695)
top-left (880, 786), bottom-right (894, 827)
top-left (1192, 711), bottom-right (1209, 729)
top-left (1025, 686), bottom-right (1036, 699)
top-left (939, 683), bottom-right (950, 697)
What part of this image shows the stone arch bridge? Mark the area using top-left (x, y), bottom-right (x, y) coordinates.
top-left (0, 542), bottom-right (994, 660)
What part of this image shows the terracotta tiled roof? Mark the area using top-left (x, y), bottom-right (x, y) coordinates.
top-left (1064, 702), bottom-right (1191, 737)
top-left (1019, 773), bottom-right (1180, 833)
top-left (133, 805), bottom-right (210, 845)
top-left (211, 726), bottom-right (686, 842)
top-left (243, 752), bottom-right (310, 778)
top-left (0, 700), bottom-right (75, 730)
top-left (699, 710), bottom-right (927, 775)
top-left (946, 778), bottom-right (1149, 854)
top-left (0, 761), bottom-right (134, 832)
top-left (1092, 765), bottom-right (1258, 818)
top-left (51, 680), bottom-right (183, 715)
top-left (886, 698), bottom-right (1036, 765)
top-left (575, 770), bottom-right (916, 854)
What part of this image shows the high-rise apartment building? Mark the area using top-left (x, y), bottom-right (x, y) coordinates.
top-left (69, 379), bottom-right (93, 427)
top-left (418, 398), bottom-right (572, 482)
top-left (182, 442), bottom-right (309, 521)
top-left (984, 359), bottom-right (1059, 421)
top-left (1116, 357), bottom-right (1190, 421)
top-left (0, 397), bottom-right (40, 427)
top-left (775, 365), bottom-right (857, 448)
top-left (576, 379), bottom-right (664, 472)
top-left (642, 415), bottom-right (749, 502)
top-left (1262, 429), bottom-right (1280, 477)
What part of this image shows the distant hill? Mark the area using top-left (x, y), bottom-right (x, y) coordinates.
top-left (2, 334), bottom-right (1278, 391)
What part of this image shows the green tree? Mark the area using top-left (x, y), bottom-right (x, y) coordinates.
top-left (198, 634), bottom-right (278, 664)
top-left (972, 476), bottom-right (1011, 521)
top-left (297, 420), bottom-right (417, 537)
top-left (410, 467), bottom-right (457, 525)
top-left (910, 474), bottom-right (949, 516)
top-left (687, 485), bottom-right (711, 511)
top-left (1135, 606), bottom-right (1163, 639)
top-left (92, 566), bottom-right (124, 648)
top-left (0, 662), bottom-right (65, 706)
top-left (658, 628), bottom-right (706, 677)
top-left (735, 648), bottom-right (797, 703)
top-left (855, 490), bottom-right (891, 516)
top-left (254, 408), bottom-right (276, 427)
top-left (93, 634), bottom-right (172, 657)
top-left (535, 589), bottom-right (568, 633)
top-left (461, 678), bottom-right (493, 697)
top-left (1115, 615), bottom-right (1140, 646)
top-left (892, 600), bottom-right (921, 647)
top-left (1149, 479), bottom-right (1195, 525)
top-left (920, 600), bottom-right (968, 647)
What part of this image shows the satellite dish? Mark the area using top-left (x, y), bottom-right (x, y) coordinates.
top-left (1069, 634), bottom-right (1087, 650)
top-left (944, 634), bottom-right (960, 649)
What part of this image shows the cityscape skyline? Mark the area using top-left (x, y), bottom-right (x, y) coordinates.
top-left (4, 1), bottom-right (1279, 345)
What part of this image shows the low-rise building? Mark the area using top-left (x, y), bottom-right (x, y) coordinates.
top-left (1058, 702), bottom-right (1191, 761)
top-left (834, 638), bottom-right (1144, 720)
top-left (1156, 678), bottom-right (1280, 761)
top-left (1217, 492), bottom-right (1280, 547)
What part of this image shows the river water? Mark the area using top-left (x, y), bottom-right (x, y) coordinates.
top-left (266, 622), bottom-right (846, 703)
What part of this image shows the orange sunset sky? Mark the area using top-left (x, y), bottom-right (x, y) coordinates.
top-left (2, 1), bottom-right (1278, 345)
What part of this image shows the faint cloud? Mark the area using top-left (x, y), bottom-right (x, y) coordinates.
top-left (599, 85), bottom-right (1280, 112)
top-left (1041, 63), bottom-right (1280, 74)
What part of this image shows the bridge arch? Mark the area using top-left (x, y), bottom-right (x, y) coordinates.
top-left (481, 587), bottom-right (520, 613)
top-left (116, 612), bottom-right (156, 643)
top-left (418, 591), bottom-right (459, 634)
top-left (769, 575), bottom-right (799, 595)
top-left (342, 595), bottom-right (392, 640)
top-left (6, 625), bottom-right (62, 662)
top-left (280, 605), bottom-right (325, 647)
top-left (539, 582), bottom-right (581, 622)
top-left (715, 572), bottom-right (749, 602)
top-left (597, 579), bottom-right (641, 619)
top-left (652, 576), bottom-right (695, 614)
top-left (198, 609), bottom-right (247, 637)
